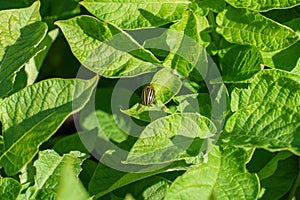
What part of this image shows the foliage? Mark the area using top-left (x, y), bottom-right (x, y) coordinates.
top-left (0, 0), bottom-right (299, 199)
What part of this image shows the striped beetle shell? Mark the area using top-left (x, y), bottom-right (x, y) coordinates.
top-left (141, 84), bottom-right (155, 106)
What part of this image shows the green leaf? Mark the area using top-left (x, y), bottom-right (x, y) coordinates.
top-left (56, 153), bottom-right (90, 200)
top-left (225, 0), bottom-right (300, 11)
top-left (224, 102), bottom-right (300, 155)
top-left (19, 160), bottom-right (36, 185)
top-left (261, 17), bottom-right (300, 71)
top-left (261, 18), bottom-right (300, 71)
top-left (89, 163), bottom-right (153, 197)
top-left (121, 68), bottom-right (182, 122)
top-left (285, 17), bottom-right (300, 35)
top-left (258, 151), bottom-right (293, 180)
top-left (174, 93), bottom-right (211, 118)
top-left (0, 0), bottom-right (35, 9)
top-left (55, 16), bottom-right (160, 78)
top-left (228, 70), bottom-right (300, 153)
top-left (231, 70), bottom-right (300, 112)
top-left (11, 29), bottom-right (59, 95)
top-left (29, 150), bottom-right (88, 199)
top-left (260, 156), bottom-right (298, 200)
top-left (80, 0), bottom-right (191, 29)
top-left (220, 45), bottom-right (263, 83)
top-left (0, 1), bottom-right (48, 97)
top-left (53, 132), bottom-right (90, 155)
top-left (10, 68), bottom-right (28, 96)
top-left (208, 84), bottom-right (229, 131)
top-left (79, 159), bottom-right (98, 189)
top-left (121, 102), bottom-right (171, 123)
top-left (162, 10), bottom-right (204, 77)
top-left (0, 0), bottom-right (41, 63)
top-left (0, 177), bottom-right (22, 199)
top-left (246, 149), bottom-right (277, 173)
top-left (113, 176), bottom-right (171, 200)
top-left (0, 77), bottom-right (98, 175)
top-left (124, 113), bottom-right (216, 165)
top-left (164, 146), bottom-right (259, 200)
top-left (216, 6), bottom-right (299, 52)
top-left (0, 136), bottom-right (3, 154)
top-left (40, 0), bottom-right (81, 30)
top-left (88, 162), bottom-right (189, 198)
top-left (264, 41), bottom-right (300, 71)
top-left (188, 48), bottom-right (209, 83)
top-left (144, 10), bottom-right (207, 77)
top-left (151, 68), bottom-right (182, 104)
top-left (188, 1), bottom-right (208, 16)
top-left (262, 7), bottom-right (300, 24)
top-left (24, 29), bottom-right (59, 85)
top-left (134, 177), bottom-right (170, 200)
top-left (196, 15), bottom-right (211, 48)
top-left (207, 35), bottom-right (234, 58)
top-left (80, 88), bottom-right (130, 143)
top-left (197, 0), bottom-right (226, 13)
top-left (91, 110), bottom-right (129, 143)
top-left (292, 58), bottom-right (300, 75)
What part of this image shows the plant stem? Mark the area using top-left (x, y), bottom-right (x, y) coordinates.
top-left (207, 11), bottom-right (219, 43)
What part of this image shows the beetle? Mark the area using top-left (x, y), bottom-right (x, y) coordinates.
top-left (141, 84), bottom-right (155, 106)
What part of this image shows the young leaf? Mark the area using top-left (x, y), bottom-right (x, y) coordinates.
top-left (0, 1), bottom-right (48, 97)
top-left (216, 6), bottom-right (299, 52)
top-left (124, 113), bottom-right (216, 165)
top-left (151, 68), bottom-right (182, 104)
top-left (55, 16), bottom-right (160, 78)
top-left (225, 0), bottom-right (300, 11)
top-left (121, 102), bottom-right (171, 123)
top-left (0, 76), bottom-right (98, 175)
top-left (0, 177), bottom-right (22, 199)
top-left (29, 150), bottom-right (88, 199)
top-left (164, 146), bottom-right (259, 200)
top-left (80, 0), bottom-right (191, 29)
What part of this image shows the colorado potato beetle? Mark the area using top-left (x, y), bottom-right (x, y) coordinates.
top-left (141, 84), bottom-right (155, 106)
